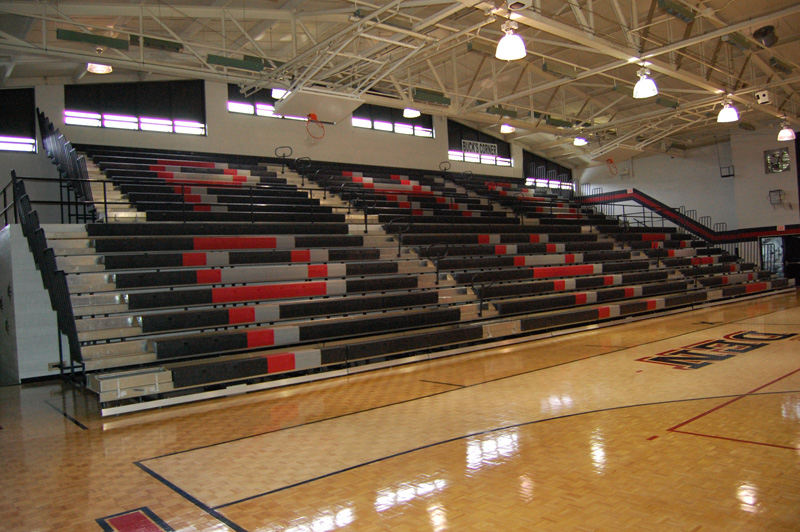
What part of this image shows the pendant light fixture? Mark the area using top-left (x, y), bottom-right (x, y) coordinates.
top-left (495, 20), bottom-right (526, 61)
top-left (500, 123), bottom-right (515, 134)
top-left (777, 117), bottom-right (796, 141)
top-left (403, 108), bottom-right (421, 119)
top-left (87, 63), bottom-right (112, 74)
top-left (632, 67), bottom-right (658, 99)
top-left (716, 98), bottom-right (739, 123)
top-left (573, 136), bottom-right (588, 146)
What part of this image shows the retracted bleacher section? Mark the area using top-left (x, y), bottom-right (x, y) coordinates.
top-left (19, 121), bottom-right (794, 411)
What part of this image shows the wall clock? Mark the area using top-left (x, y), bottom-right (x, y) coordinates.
top-left (764, 147), bottom-right (791, 174)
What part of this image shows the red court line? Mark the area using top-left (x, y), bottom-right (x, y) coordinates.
top-left (666, 366), bottom-right (800, 449)
top-left (669, 430), bottom-right (798, 450)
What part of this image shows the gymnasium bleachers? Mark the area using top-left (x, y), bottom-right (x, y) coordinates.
top-left (17, 111), bottom-right (794, 410)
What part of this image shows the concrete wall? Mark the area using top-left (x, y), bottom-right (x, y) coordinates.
top-left (576, 134), bottom-right (800, 230)
top-left (31, 81), bottom-right (523, 180)
top-left (0, 224), bottom-right (65, 383)
top-left (730, 129), bottom-right (799, 229)
top-left (0, 148), bottom-right (62, 224)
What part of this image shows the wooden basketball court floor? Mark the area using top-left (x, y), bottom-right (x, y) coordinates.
top-left (1, 290), bottom-right (799, 532)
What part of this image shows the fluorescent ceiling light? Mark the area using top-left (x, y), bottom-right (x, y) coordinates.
top-left (717, 99), bottom-right (739, 123)
top-left (495, 20), bottom-right (526, 61)
top-left (271, 88), bottom-right (289, 99)
top-left (573, 137), bottom-right (588, 146)
top-left (87, 63), bottom-right (112, 74)
top-left (500, 124), bottom-right (515, 134)
top-left (403, 108), bottom-right (421, 118)
top-left (633, 68), bottom-right (657, 99)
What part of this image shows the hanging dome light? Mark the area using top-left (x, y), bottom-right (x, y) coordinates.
top-left (495, 20), bottom-right (526, 61)
top-left (777, 118), bottom-right (796, 141)
top-left (500, 123), bottom-right (515, 134)
top-left (403, 108), bottom-right (421, 119)
top-left (87, 63), bottom-right (112, 74)
top-left (717, 98), bottom-right (739, 123)
top-left (573, 136), bottom-right (588, 146)
top-left (633, 67), bottom-right (658, 99)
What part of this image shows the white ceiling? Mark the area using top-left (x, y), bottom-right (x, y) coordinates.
top-left (0, 0), bottom-right (798, 168)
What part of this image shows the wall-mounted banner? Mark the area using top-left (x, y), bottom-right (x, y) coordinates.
top-left (462, 140), bottom-right (498, 156)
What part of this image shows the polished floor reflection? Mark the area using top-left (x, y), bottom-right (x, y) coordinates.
top-left (2, 291), bottom-right (800, 531)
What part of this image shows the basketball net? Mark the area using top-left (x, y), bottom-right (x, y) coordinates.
top-left (306, 113), bottom-right (325, 139)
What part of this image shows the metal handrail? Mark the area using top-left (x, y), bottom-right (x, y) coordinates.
top-left (9, 174), bottom-right (370, 224)
top-left (1, 178), bottom-right (17, 226)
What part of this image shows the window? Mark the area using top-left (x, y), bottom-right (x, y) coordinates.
top-left (523, 150), bottom-right (573, 191)
top-left (226, 84), bottom-right (309, 121)
top-left (351, 103), bottom-right (433, 138)
top-left (0, 88), bottom-right (36, 152)
top-left (447, 120), bottom-right (511, 167)
top-left (64, 80), bottom-right (206, 135)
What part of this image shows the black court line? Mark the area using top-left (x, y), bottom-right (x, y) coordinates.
top-left (584, 344), bottom-right (629, 348)
top-left (211, 389), bottom-right (800, 512)
top-left (140, 308), bottom-right (800, 463)
top-left (44, 400), bottom-right (89, 430)
top-left (420, 379), bottom-right (465, 388)
top-left (134, 303), bottom-right (800, 531)
top-left (134, 462), bottom-right (248, 532)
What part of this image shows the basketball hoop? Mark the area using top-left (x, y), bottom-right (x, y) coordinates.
top-left (306, 113), bottom-right (325, 139)
top-left (606, 158), bottom-right (618, 176)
